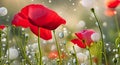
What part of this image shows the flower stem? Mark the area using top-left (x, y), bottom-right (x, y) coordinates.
top-left (53, 30), bottom-right (62, 65)
top-left (15, 27), bottom-right (31, 65)
top-left (87, 48), bottom-right (92, 65)
top-left (6, 26), bottom-right (10, 65)
top-left (91, 8), bottom-right (108, 65)
top-left (114, 14), bottom-right (120, 36)
top-left (73, 46), bottom-right (79, 65)
top-left (0, 31), bottom-right (2, 58)
top-left (38, 27), bottom-right (42, 65)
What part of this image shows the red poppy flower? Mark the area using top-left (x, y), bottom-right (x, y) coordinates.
top-left (48, 51), bottom-right (65, 59)
top-left (71, 29), bottom-right (95, 48)
top-left (12, 13), bottom-right (52, 40)
top-left (105, 0), bottom-right (120, 8)
top-left (12, 4), bottom-right (66, 40)
top-left (21, 4), bottom-right (66, 30)
top-left (0, 25), bottom-right (5, 30)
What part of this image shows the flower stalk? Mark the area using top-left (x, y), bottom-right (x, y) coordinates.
top-left (53, 30), bottom-right (62, 65)
top-left (87, 47), bottom-right (93, 65)
top-left (73, 46), bottom-right (79, 65)
top-left (91, 8), bottom-right (108, 65)
top-left (38, 27), bottom-right (42, 65)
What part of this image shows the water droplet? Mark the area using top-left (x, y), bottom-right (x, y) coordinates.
top-left (2, 48), bottom-right (5, 50)
top-left (106, 43), bottom-right (109, 46)
top-left (72, 3), bottom-right (75, 6)
top-left (25, 33), bottom-right (29, 37)
top-left (108, 47), bottom-right (111, 51)
top-left (62, 40), bottom-right (66, 45)
top-left (21, 28), bottom-right (25, 31)
top-left (2, 44), bottom-right (6, 47)
top-left (22, 59), bottom-right (26, 62)
top-left (117, 44), bottom-right (120, 48)
top-left (95, 22), bottom-right (98, 26)
top-left (6, 61), bottom-right (9, 64)
top-left (67, 62), bottom-right (71, 65)
top-left (51, 45), bottom-right (56, 51)
top-left (115, 54), bottom-right (119, 58)
top-left (49, 0), bottom-right (52, 3)
top-left (72, 58), bottom-right (76, 63)
top-left (42, 40), bottom-right (47, 44)
top-left (113, 49), bottom-right (118, 52)
top-left (73, 8), bottom-right (77, 11)
top-left (103, 22), bottom-right (107, 27)
top-left (1, 38), bottom-right (6, 42)
top-left (0, 7), bottom-right (8, 16)
top-left (61, 48), bottom-right (64, 51)
top-left (28, 55), bottom-right (32, 58)
top-left (58, 32), bottom-right (64, 38)
top-left (112, 58), bottom-right (118, 63)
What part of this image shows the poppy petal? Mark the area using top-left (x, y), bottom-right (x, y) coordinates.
top-left (105, 0), bottom-right (120, 8)
top-left (71, 39), bottom-right (86, 48)
top-left (12, 13), bottom-right (30, 28)
top-left (21, 5), bottom-right (29, 18)
top-left (27, 4), bottom-right (66, 30)
top-left (82, 29), bottom-right (95, 46)
top-left (75, 32), bottom-right (83, 40)
top-left (30, 25), bottom-right (52, 40)
top-left (0, 24), bottom-right (5, 30)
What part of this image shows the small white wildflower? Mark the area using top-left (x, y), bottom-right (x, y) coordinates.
top-left (0, 7), bottom-right (8, 16)
top-left (77, 20), bottom-right (86, 29)
top-left (91, 33), bottom-right (101, 42)
top-left (77, 53), bottom-right (88, 62)
top-left (7, 48), bottom-right (19, 60)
